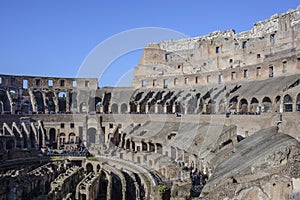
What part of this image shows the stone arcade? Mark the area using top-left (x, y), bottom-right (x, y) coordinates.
top-left (0, 6), bottom-right (300, 200)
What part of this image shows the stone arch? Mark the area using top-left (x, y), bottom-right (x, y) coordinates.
top-left (58, 92), bottom-right (66, 112)
top-left (274, 95), bottom-right (281, 112)
top-left (59, 133), bottom-right (66, 147)
top-left (99, 171), bottom-right (108, 199)
top-left (69, 132), bottom-right (76, 143)
top-left (284, 94), bottom-right (293, 112)
top-left (141, 141), bottom-right (147, 151)
top-left (206, 99), bottom-right (215, 114)
top-left (6, 139), bottom-right (15, 150)
top-left (130, 102), bottom-right (137, 113)
top-left (175, 102), bottom-right (182, 113)
top-left (250, 97), bottom-right (259, 113)
top-left (120, 103), bottom-right (128, 114)
top-left (297, 94), bottom-right (300, 111)
top-left (46, 92), bottom-right (55, 113)
top-left (239, 98), bottom-right (248, 113)
top-left (34, 91), bottom-right (45, 113)
top-left (156, 143), bottom-right (163, 154)
top-left (149, 142), bottom-right (155, 152)
top-left (229, 96), bottom-right (238, 113)
top-left (262, 97), bottom-right (272, 113)
top-left (87, 128), bottom-right (97, 147)
top-left (86, 163), bottom-right (94, 173)
top-left (111, 103), bottom-right (118, 114)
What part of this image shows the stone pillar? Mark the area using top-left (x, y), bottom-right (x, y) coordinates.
top-left (154, 104), bottom-right (158, 113)
top-left (145, 104), bottom-right (149, 113)
top-left (100, 105), bottom-right (104, 113)
top-left (163, 104), bottom-right (167, 113)
top-left (66, 92), bottom-right (70, 112)
top-left (42, 92), bottom-right (48, 113)
top-left (147, 142), bottom-right (150, 152)
top-left (172, 104), bottom-right (176, 113)
top-left (54, 93), bottom-right (59, 113)
top-left (137, 104), bottom-right (140, 113)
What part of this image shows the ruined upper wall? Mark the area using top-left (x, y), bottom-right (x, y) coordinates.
top-left (0, 74), bottom-right (98, 91)
top-left (133, 6), bottom-right (300, 88)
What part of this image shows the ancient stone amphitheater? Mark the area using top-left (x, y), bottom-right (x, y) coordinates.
top-left (1, 6), bottom-right (300, 200)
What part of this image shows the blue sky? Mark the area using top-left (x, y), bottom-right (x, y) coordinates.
top-left (0, 1), bottom-right (299, 87)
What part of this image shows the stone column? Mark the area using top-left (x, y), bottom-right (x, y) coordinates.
top-left (163, 104), bottom-right (167, 113)
top-left (66, 92), bottom-right (70, 112)
top-left (154, 104), bottom-right (158, 113)
top-left (172, 104), bottom-right (176, 113)
top-left (145, 104), bottom-right (149, 113)
top-left (137, 104), bottom-right (140, 113)
top-left (42, 92), bottom-right (48, 113)
top-left (54, 93), bottom-right (59, 113)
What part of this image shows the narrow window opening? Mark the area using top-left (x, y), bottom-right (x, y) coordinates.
top-left (153, 79), bottom-right (157, 87)
top-left (48, 80), bottom-right (53, 87)
top-left (174, 78), bottom-right (177, 86)
top-left (216, 46), bottom-right (220, 53)
top-left (218, 74), bottom-right (223, 84)
top-left (207, 75), bottom-right (211, 83)
top-left (269, 66), bottom-right (274, 77)
top-left (60, 123), bottom-right (65, 128)
top-left (142, 80), bottom-right (146, 87)
top-left (270, 33), bottom-right (276, 44)
top-left (0, 77), bottom-right (2, 84)
top-left (72, 80), bottom-right (77, 87)
top-left (229, 59), bottom-right (233, 63)
top-left (244, 69), bottom-right (249, 78)
top-left (70, 123), bottom-right (74, 128)
top-left (60, 80), bottom-right (65, 87)
top-left (242, 41), bottom-right (248, 49)
top-left (23, 80), bottom-right (28, 89)
top-left (165, 54), bottom-right (170, 61)
top-left (85, 81), bottom-right (89, 87)
top-left (36, 79), bottom-right (40, 86)
top-left (195, 76), bottom-right (199, 84)
top-left (257, 54), bottom-right (261, 58)
top-left (163, 79), bottom-right (168, 88)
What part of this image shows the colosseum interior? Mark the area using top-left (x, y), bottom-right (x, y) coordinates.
top-left (1, 5), bottom-right (300, 200)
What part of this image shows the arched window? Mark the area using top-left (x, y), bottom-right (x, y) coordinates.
top-left (284, 94), bottom-right (293, 112)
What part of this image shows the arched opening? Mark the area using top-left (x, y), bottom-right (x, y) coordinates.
top-left (121, 103), bottom-right (127, 114)
top-left (239, 98), bottom-right (248, 114)
top-left (59, 133), bottom-right (66, 147)
top-left (250, 97), bottom-right (259, 113)
top-left (111, 103), bottom-right (118, 114)
top-left (274, 96), bottom-right (281, 112)
top-left (6, 140), bottom-right (15, 150)
top-left (0, 90), bottom-right (10, 113)
top-left (175, 102), bottom-right (182, 113)
top-left (21, 100), bottom-right (31, 114)
top-left (141, 141), bottom-right (147, 151)
top-left (97, 164), bottom-right (101, 172)
top-left (95, 97), bottom-right (102, 113)
top-left (229, 96), bottom-right (238, 114)
top-left (34, 91), bottom-right (45, 113)
top-left (87, 128), bottom-right (96, 147)
top-left (68, 132), bottom-right (76, 144)
top-left (86, 163), bottom-right (94, 174)
top-left (46, 92), bottom-right (55, 113)
top-left (98, 171), bottom-right (108, 199)
top-left (125, 139), bottom-right (131, 149)
top-left (49, 128), bottom-right (56, 148)
top-left (58, 92), bottom-right (66, 112)
top-left (262, 97), bottom-right (272, 113)
top-left (206, 99), bottom-right (215, 114)
top-left (284, 94), bottom-right (293, 112)
top-left (130, 102), bottom-right (137, 113)
top-left (149, 142), bottom-right (155, 152)
top-left (156, 143), bottom-right (162, 154)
